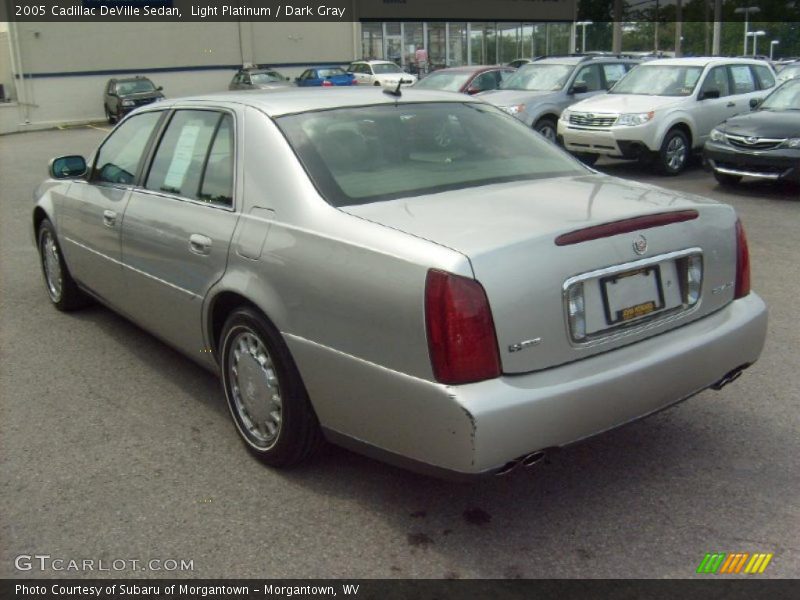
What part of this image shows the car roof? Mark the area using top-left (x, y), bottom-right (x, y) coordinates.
top-left (640, 56), bottom-right (768, 68)
top-left (531, 55), bottom-right (639, 66)
top-left (352, 60), bottom-right (399, 65)
top-left (152, 88), bottom-right (482, 117)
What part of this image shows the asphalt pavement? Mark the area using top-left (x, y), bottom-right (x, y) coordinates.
top-left (1, 127), bottom-right (798, 579)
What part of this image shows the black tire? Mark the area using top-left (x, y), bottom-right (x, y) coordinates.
top-left (534, 117), bottom-right (558, 142)
top-left (37, 219), bottom-right (90, 311)
top-left (104, 104), bottom-right (117, 124)
top-left (373, 81), bottom-right (381, 86)
top-left (220, 307), bottom-right (322, 467)
top-left (658, 128), bottom-right (690, 175)
top-left (713, 171), bottom-right (742, 187)
top-left (574, 152), bottom-right (598, 167)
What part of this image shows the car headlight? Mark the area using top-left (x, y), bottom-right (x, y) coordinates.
top-left (501, 104), bottom-right (526, 116)
top-left (782, 138), bottom-right (800, 148)
top-left (617, 111), bottom-right (654, 126)
top-left (121, 99), bottom-right (135, 107)
top-left (560, 110), bottom-right (571, 122)
top-left (709, 128), bottom-right (726, 143)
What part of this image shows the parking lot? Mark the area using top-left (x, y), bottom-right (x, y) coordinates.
top-left (1, 125), bottom-right (798, 579)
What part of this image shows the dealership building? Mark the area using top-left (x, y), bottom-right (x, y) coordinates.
top-left (0, 0), bottom-right (578, 134)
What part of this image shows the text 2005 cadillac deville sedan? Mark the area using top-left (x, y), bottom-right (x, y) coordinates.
top-left (34, 88), bottom-right (767, 478)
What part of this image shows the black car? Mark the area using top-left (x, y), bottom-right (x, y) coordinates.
top-left (704, 78), bottom-right (800, 186)
top-left (103, 76), bottom-right (164, 124)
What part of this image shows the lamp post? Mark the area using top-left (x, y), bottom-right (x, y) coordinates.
top-left (734, 6), bottom-right (760, 56)
top-left (747, 30), bottom-right (766, 56)
top-left (575, 21), bottom-right (593, 53)
top-left (770, 40), bottom-right (779, 60)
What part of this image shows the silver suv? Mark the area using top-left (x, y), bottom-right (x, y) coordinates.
top-left (557, 57), bottom-right (777, 174)
top-left (479, 55), bottom-right (640, 140)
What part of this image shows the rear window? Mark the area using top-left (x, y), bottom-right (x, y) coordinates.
top-left (276, 102), bottom-right (585, 207)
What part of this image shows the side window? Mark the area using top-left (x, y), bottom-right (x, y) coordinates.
top-left (700, 66), bottom-right (730, 97)
top-left (92, 111), bottom-right (162, 185)
top-left (145, 110), bottom-right (222, 201)
top-left (347, 63), bottom-right (356, 72)
top-left (471, 72), bottom-right (498, 92)
top-left (602, 63), bottom-right (627, 89)
top-left (729, 65), bottom-right (756, 94)
top-left (574, 65), bottom-right (603, 92)
top-left (753, 65), bottom-right (776, 90)
top-left (199, 115), bottom-right (235, 207)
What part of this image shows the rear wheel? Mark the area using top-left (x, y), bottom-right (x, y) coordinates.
top-left (534, 117), bottom-right (558, 142)
top-left (37, 219), bottom-right (89, 311)
top-left (714, 170), bottom-right (742, 187)
top-left (658, 129), bottom-right (690, 175)
top-left (220, 307), bottom-right (322, 467)
top-left (104, 105), bottom-right (116, 124)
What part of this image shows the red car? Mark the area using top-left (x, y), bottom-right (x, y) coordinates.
top-left (413, 65), bottom-right (516, 95)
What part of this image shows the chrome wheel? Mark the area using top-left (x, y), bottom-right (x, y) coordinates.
top-left (40, 230), bottom-right (63, 303)
top-left (665, 135), bottom-right (687, 171)
top-left (536, 122), bottom-right (557, 141)
top-left (228, 330), bottom-right (283, 448)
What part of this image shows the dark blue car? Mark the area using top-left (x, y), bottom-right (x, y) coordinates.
top-left (295, 67), bottom-right (357, 87)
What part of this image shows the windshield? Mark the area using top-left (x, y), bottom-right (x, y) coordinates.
top-left (318, 68), bottom-right (346, 77)
top-left (276, 102), bottom-right (585, 207)
top-left (500, 64), bottom-right (573, 91)
top-left (413, 71), bottom-right (473, 92)
top-left (250, 71), bottom-right (284, 84)
top-left (778, 65), bottom-right (800, 80)
top-left (373, 63), bottom-right (403, 74)
top-left (611, 65), bottom-right (702, 96)
top-left (116, 79), bottom-right (156, 95)
top-left (761, 80), bottom-right (800, 110)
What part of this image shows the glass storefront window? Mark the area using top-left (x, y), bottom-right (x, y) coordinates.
top-left (427, 23), bottom-right (446, 70)
top-left (447, 23), bottom-right (467, 67)
top-left (498, 23), bottom-right (522, 64)
top-left (470, 23), bottom-right (496, 65)
top-left (362, 23), bottom-right (383, 60)
top-left (403, 22), bottom-right (424, 72)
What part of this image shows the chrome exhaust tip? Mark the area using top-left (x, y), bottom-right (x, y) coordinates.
top-left (711, 364), bottom-right (748, 391)
top-left (521, 450), bottom-right (546, 468)
top-left (495, 459), bottom-right (521, 476)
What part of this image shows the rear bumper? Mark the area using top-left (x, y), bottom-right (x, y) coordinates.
top-left (704, 141), bottom-right (800, 181)
top-left (289, 293), bottom-right (767, 477)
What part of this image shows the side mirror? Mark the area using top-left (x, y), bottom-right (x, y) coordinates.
top-left (285, 77), bottom-right (290, 81)
top-left (295, 77), bottom-right (300, 83)
top-left (157, 86), bottom-right (163, 92)
top-left (466, 85), bottom-right (481, 95)
top-left (700, 89), bottom-right (720, 100)
top-left (749, 97), bottom-right (762, 109)
top-left (570, 82), bottom-right (589, 95)
top-left (49, 155), bottom-right (87, 179)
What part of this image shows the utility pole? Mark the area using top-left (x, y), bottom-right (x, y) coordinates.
top-left (675, 0), bottom-right (683, 57)
top-left (712, 0), bottom-right (722, 55)
top-left (612, 0), bottom-right (623, 53)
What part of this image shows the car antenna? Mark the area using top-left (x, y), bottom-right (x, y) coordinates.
top-left (383, 79), bottom-right (403, 98)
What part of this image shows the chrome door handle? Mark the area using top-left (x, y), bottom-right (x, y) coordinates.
top-left (102, 210), bottom-right (117, 227)
top-left (726, 102), bottom-right (736, 107)
top-left (189, 234), bottom-right (212, 255)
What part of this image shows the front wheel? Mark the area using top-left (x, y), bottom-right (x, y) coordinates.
top-left (38, 219), bottom-right (89, 311)
top-left (220, 307), bottom-right (322, 467)
top-left (714, 170), bottom-right (742, 187)
top-left (658, 129), bottom-right (690, 175)
top-left (104, 105), bottom-right (116, 124)
top-left (534, 117), bottom-right (557, 142)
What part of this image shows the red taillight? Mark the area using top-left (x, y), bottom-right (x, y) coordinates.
top-left (735, 218), bottom-right (751, 299)
top-left (425, 269), bottom-right (501, 385)
top-left (351, 78), bottom-right (358, 85)
top-left (322, 80), bottom-right (333, 87)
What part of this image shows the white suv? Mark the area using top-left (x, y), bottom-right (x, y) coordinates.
top-left (557, 57), bottom-right (777, 174)
top-left (346, 60), bottom-right (417, 88)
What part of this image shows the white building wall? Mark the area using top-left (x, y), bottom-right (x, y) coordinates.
top-left (1, 21), bottom-right (358, 134)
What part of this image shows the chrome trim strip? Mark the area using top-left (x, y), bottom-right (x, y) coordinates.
top-left (63, 236), bottom-right (200, 299)
top-left (712, 164), bottom-right (787, 180)
top-left (725, 134), bottom-right (786, 144)
top-left (561, 248), bottom-right (703, 348)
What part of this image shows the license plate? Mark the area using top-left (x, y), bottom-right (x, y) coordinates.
top-left (601, 267), bottom-right (665, 325)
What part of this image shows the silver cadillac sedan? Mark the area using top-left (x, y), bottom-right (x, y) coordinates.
top-left (34, 88), bottom-right (767, 478)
